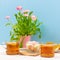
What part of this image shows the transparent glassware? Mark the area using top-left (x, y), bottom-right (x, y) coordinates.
top-left (40, 44), bottom-right (55, 58)
top-left (6, 42), bottom-right (19, 55)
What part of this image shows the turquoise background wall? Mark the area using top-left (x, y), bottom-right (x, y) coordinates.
top-left (0, 0), bottom-right (60, 44)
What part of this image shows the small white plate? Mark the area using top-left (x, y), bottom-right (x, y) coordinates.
top-left (19, 48), bottom-right (39, 56)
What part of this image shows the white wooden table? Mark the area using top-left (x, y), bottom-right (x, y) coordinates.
top-left (0, 45), bottom-right (60, 60)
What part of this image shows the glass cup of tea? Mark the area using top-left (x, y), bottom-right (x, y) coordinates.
top-left (6, 42), bottom-right (19, 55)
top-left (40, 44), bottom-right (55, 58)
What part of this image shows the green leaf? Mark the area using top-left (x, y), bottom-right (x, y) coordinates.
top-left (37, 28), bottom-right (40, 32)
top-left (5, 23), bottom-right (11, 26)
top-left (10, 34), bottom-right (14, 41)
top-left (19, 42), bottom-right (23, 48)
top-left (38, 34), bottom-right (41, 38)
top-left (29, 11), bottom-right (33, 16)
top-left (14, 14), bottom-right (17, 19)
top-left (10, 31), bottom-right (12, 36)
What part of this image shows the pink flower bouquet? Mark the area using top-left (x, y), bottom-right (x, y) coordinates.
top-left (5, 6), bottom-right (42, 48)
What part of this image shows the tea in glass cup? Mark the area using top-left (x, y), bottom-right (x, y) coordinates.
top-left (6, 42), bottom-right (19, 55)
top-left (40, 44), bottom-right (54, 58)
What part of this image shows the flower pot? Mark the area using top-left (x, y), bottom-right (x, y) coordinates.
top-left (18, 35), bottom-right (31, 48)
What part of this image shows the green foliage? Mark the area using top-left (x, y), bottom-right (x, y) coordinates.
top-left (6, 11), bottom-right (42, 41)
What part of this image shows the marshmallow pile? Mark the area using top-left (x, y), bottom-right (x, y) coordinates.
top-left (26, 41), bottom-right (39, 52)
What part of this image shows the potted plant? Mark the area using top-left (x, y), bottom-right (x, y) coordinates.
top-left (5, 6), bottom-right (42, 48)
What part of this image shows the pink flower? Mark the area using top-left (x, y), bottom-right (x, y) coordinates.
top-left (31, 15), bottom-right (37, 21)
top-left (16, 6), bottom-right (22, 10)
top-left (23, 10), bottom-right (30, 13)
top-left (5, 16), bottom-right (10, 20)
top-left (23, 14), bottom-right (28, 17)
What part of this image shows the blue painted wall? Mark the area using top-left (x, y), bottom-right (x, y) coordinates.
top-left (0, 0), bottom-right (60, 44)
